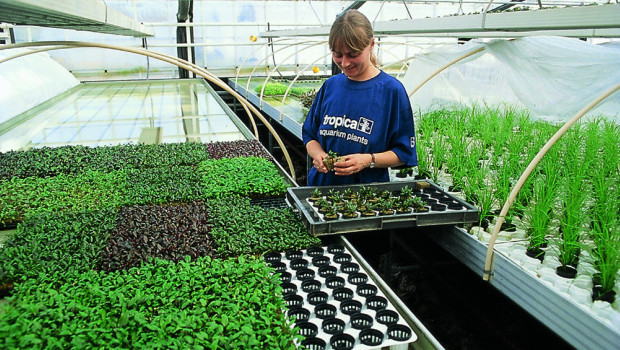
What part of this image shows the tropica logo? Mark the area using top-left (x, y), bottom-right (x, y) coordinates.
top-left (323, 114), bottom-right (374, 135)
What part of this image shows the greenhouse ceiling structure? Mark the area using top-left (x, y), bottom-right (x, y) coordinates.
top-left (0, 1), bottom-right (619, 350)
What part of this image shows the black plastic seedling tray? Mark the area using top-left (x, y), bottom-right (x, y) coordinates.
top-left (286, 180), bottom-right (479, 236)
top-left (264, 244), bottom-right (417, 349)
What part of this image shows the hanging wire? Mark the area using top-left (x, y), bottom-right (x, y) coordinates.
top-left (308, 0), bottom-right (324, 25)
top-left (267, 22), bottom-right (283, 78)
top-left (402, 1), bottom-right (413, 19)
top-left (372, 1), bottom-right (387, 23)
top-left (481, 0), bottom-right (495, 28)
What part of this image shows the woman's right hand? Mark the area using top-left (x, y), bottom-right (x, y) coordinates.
top-left (313, 152), bottom-right (329, 173)
top-left (306, 140), bottom-right (329, 173)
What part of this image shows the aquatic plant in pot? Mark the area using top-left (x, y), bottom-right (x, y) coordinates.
top-left (411, 196), bottom-right (428, 213)
top-left (556, 199), bottom-right (586, 278)
top-left (323, 205), bottom-right (340, 221)
top-left (377, 198), bottom-right (395, 216)
top-left (315, 198), bottom-right (331, 213)
top-left (555, 147), bottom-right (589, 278)
top-left (361, 202), bottom-right (378, 217)
top-left (308, 188), bottom-right (323, 202)
top-left (523, 171), bottom-right (560, 262)
top-left (341, 202), bottom-right (359, 219)
top-left (588, 159), bottom-right (619, 303)
top-left (395, 197), bottom-right (414, 214)
top-left (589, 230), bottom-right (619, 303)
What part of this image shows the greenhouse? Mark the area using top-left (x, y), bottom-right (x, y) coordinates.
top-left (0, 0), bottom-right (618, 349)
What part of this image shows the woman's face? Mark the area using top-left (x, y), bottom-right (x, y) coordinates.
top-left (332, 39), bottom-right (374, 81)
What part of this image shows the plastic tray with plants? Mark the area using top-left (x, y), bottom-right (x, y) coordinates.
top-left (287, 180), bottom-right (479, 236)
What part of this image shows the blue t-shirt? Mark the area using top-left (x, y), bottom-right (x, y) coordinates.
top-left (302, 71), bottom-right (418, 186)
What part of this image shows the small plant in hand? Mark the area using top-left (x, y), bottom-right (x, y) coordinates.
top-left (323, 151), bottom-right (345, 172)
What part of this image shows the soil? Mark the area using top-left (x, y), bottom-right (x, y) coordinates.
top-left (343, 229), bottom-right (577, 350)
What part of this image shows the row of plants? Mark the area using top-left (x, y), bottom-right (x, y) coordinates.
top-left (254, 82), bottom-right (315, 98)
top-left (0, 140), bottom-right (273, 181)
top-left (206, 140), bottom-right (273, 160)
top-left (0, 140), bottom-right (320, 348)
top-left (0, 256), bottom-right (297, 349)
top-left (0, 157), bottom-right (289, 226)
top-left (415, 106), bottom-right (619, 303)
top-left (308, 185), bottom-right (433, 219)
top-left (0, 199), bottom-right (320, 287)
top-left (0, 143), bottom-right (210, 180)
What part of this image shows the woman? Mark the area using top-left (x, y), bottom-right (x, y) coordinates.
top-left (302, 9), bottom-right (418, 186)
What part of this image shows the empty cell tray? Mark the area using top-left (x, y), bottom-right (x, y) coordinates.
top-left (286, 180), bottom-right (479, 236)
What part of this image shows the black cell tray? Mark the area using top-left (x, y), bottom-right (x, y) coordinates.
top-left (286, 180), bottom-right (479, 236)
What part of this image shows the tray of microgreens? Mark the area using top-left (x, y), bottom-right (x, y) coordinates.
top-left (287, 180), bottom-right (479, 236)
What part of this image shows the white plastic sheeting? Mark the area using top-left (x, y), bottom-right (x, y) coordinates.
top-left (0, 48), bottom-right (79, 123)
top-left (402, 36), bottom-right (620, 123)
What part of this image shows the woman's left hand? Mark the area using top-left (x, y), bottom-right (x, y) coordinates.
top-left (333, 153), bottom-right (371, 176)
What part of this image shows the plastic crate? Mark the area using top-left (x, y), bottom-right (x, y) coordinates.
top-left (286, 180), bottom-right (479, 236)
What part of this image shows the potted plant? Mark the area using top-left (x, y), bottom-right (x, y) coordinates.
top-left (308, 188), bottom-right (323, 202)
top-left (343, 188), bottom-right (356, 200)
top-left (396, 197), bottom-right (414, 214)
top-left (361, 202), bottom-right (378, 217)
top-left (411, 196), bottom-right (429, 213)
top-left (323, 205), bottom-right (339, 221)
top-left (399, 185), bottom-right (413, 200)
top-left (396, 168), bottom-right (410, 178)
top-left (358, 186), bottom-right (374, 201)
top-left (341, 202), bottom-right (359, 219)
top-left (315, 198), bottom-right (331, 213)
top-left (377, 198), bottom-right (395, 216)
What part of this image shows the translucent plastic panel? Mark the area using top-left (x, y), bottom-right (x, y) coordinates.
top-left (0, 79), bottom-right (246, 152)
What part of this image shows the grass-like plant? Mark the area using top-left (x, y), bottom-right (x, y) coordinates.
top-left (555, 128), bottom-right (589, 273)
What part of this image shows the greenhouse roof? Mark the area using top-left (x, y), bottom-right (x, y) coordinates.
top-left (261, 4), bottom-right (620, 38)
top-left (0, 0), bottom-right (154, 37)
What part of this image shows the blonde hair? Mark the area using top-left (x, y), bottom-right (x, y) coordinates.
top-left (329, 10), bottom-right (379, 67)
